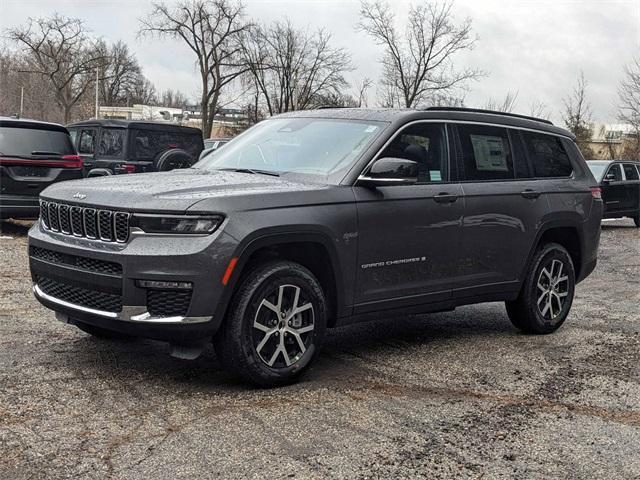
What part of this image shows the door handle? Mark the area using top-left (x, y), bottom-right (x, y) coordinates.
top-left (433, 192), bottom-right (459, 204)
top-left (521, 189), bottom-right (541, 199)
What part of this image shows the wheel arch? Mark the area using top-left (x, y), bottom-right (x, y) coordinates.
top-left (215, 231), bottom-right (347, 328)
top-left (521, 216), bottom-right (584, 284)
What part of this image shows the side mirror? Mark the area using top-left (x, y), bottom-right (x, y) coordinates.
top-left (358, 157), bottom-right (418, 187)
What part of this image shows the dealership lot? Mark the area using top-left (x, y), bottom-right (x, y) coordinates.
top-left (1, 219), bottom-right (639, 479)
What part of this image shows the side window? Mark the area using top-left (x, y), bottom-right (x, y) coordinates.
top-left (606, 164), bottom-right (623, 182)
top-left (522, 132), bottom-right (573, 177)
top-left (456, 124), bottom-right (513, 181)
top-left (622, 164), bottom-right (639, 181)
top-left (377, 123), bottom-right (447, 183)
top-left (68, 128), bottom-right (78, 148)
top-left (77, 129), bottom-right (96, 155)
top-left (98, 128), bottom-right (125, 158)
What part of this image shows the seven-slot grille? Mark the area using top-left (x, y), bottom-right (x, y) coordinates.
top-left (40, 201), bottom-right (130, 243)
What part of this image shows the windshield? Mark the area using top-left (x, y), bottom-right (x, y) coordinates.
top-left (195, 117), bottom-right (385, 181)
top-left (587, 161), bottom-right (609, 181)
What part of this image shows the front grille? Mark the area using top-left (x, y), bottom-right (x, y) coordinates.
top-left (146, 289), bottom-right (192, 317)
top-left (37, 275), bottom-right (122, 313)
top-left (30, 246), bottom-right (122, 276)
top-left (39, 201), bottom-right (129, 243)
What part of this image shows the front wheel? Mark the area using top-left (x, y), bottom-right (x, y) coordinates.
top-left (506, 243), bottom-right (575, 334)
top-left (214, 261), bottom-right (327, 387)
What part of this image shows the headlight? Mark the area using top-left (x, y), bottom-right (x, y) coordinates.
top-left (132, 214), bottom-right (224, 234)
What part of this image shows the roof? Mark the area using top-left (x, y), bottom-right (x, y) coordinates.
top-left (274, 107), bottom-right (575, 139)
top-left (587, 159), bottom-right (640, 164)
top-left (67, 118), bottom-right (202, 133)
top-left (0, 117), bottom-right (68, 132)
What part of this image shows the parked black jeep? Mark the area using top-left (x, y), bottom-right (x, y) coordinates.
top-left (67, 120), bottom-right (204, 177)
top-left (587, 160), bottom-right (640, 227)
top-left (30, 107), bottom-right (603, 387)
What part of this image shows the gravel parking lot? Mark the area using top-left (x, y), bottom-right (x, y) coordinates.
top-left (1, 219), bottom-right (638, 479)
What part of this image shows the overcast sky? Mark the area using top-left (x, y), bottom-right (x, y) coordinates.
top-left (1, 0), bottom-right (638, 124)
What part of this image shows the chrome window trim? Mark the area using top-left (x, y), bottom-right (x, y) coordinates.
top-left (355, 119), bottom-right (575, 184)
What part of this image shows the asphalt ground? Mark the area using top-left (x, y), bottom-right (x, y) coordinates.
top-left (1, 218), bottom-right (638, 479)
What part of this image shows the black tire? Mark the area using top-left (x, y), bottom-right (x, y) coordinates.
top-left (506, 242), bottom-right (575, 334)
top-left (213, 260), bottom-right (327, 387)
top-left (633, 214), bottom-right (639, 228)
top-left (155, 149), bottom-right (194, 171)
top-left (74, 322), bottom-right (134, 340)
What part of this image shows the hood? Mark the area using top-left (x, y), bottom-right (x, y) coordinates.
top-left (40, 168), bottom-right (329, 213)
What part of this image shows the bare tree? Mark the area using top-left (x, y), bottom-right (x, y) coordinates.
top-left (562, 72), bottom-right (594, 157)
top-left (618, 57), bottom-right (640, 160)
top-left (483, 91), bottom-right (518, 113)
top-left (140, 0), bottom-right (250, 138)
top-left (128, 75), bottom-right (158, 105)
top-left (95, 40), bottom-right (142, 106)
top-left (358, 0), bottom-right (481, 108)
top-left (6, 15), bottom-right (106, 123)
top-left (355, 77), bottom-right (373, 107)
top-left (529, 100), bottom-right (550, 120)
top-left (160, 88), bottom-right (190, 109)
top-left (241, 20), bottom-right (352, 115)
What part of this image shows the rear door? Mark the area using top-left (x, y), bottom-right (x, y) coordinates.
top-left (453, 124), bottom-right (548, 293)
top-left (622, 163), bottom-right (640, 213)
top-left (0, 123), bottom-right (82, 199)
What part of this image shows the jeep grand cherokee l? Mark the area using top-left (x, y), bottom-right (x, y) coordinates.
top-left (1, 118), bottom-right (83, 220)
top-left (29, 107), bottom-right (603, 386)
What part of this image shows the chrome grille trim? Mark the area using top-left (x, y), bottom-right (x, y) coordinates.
top-left (39, 201), bottom-right (130, 243)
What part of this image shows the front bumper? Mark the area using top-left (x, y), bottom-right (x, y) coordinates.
top-left (28, 220), bottom-right (238, 341)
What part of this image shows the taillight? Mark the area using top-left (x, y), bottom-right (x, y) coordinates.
top-left (122, 164), bottom-right (136, 174)
top-left (60, 155), bottom-right (83, 168)
top-left (590, 187), bottom-right (602, 199)
top-left (0, 155), bottom-right (83, 168)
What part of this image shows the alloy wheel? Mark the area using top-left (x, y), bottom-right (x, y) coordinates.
top-left (252, 284), bottom-right (315, 368)
top-left (536, 259), bottom-right (569, 320)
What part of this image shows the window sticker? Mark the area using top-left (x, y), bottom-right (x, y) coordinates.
top-left (470, 134), bottom-right (508, 171)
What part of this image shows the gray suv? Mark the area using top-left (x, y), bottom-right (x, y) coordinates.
top-left (28, 108), bottom-right (603, 386)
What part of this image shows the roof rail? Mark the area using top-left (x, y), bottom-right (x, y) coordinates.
top-left (423, 106), bottom-right (554, 125)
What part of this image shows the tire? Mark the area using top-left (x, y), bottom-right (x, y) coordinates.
top-left (155, 149), bottom-right (194, 171)
top-left (213, 260), bottom-right (327, 387)
top-left (506, 242), bottom-right (575, 334)
top-left (74, 322), bottom-right (134, 340)
top-left (633, 214), bottom-right (639, 228)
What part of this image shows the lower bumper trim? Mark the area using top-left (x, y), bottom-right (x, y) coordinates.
top-left (33, 284), bottom-right (211, 324)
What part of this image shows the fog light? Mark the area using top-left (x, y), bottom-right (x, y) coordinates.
top-left (136, 280), bottom-right (192, 290)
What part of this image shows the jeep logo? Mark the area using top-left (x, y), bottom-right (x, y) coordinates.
top-left (72, 192), bottom-right (86, 200)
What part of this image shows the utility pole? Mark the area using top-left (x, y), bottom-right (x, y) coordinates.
top-left (19, 86), bottom-right (24, 118)
top-left (95, 67), bottom-right (99, 119)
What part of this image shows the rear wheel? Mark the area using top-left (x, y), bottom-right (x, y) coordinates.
top-left (214, 261), bottom-right (327, 387)
top-left (633, 214), bottom-right (639, 228)
top-left (506, 243), bottom-right (575, 334)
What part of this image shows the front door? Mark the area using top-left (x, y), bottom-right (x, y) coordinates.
top-left (622, 163), bottom-right (640, 213)
top-left (354, 122), bottom-right (463, 311)
top-left (602, 164), bottom-right (626, 215)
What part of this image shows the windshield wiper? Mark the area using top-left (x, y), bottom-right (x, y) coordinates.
top-left (31, 151), bottom-right (62, 156)
top-left (217, 167), bottom-right (279, 177)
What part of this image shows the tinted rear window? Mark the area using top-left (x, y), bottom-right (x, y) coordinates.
top-left (132, 129), bottom-right (202, 160)
top-left (623, 164), bottom-right (639, 180)
top-left (0, 126), bottom-right (74, 157)
top-left (456, 124), bottom-right (514, 181)
top-left (522, 132), bottom-right (573, 177)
